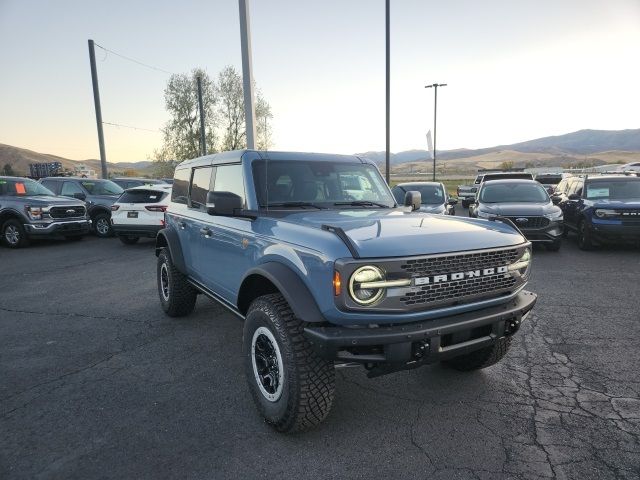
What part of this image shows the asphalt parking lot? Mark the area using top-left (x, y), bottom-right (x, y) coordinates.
top-left (1, 215), bottom-right (640, 479)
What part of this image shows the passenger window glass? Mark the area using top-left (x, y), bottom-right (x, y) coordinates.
top-left (214, 164), bottom-right (246, 207)
top-left (171, 168), bottom-right (190, 204)
top-left (41, 180), bottom-right (58, 194)
top-left (61, 182), bottom-right (84, 197)
top-left (190, 167), bottom-right (214, 208)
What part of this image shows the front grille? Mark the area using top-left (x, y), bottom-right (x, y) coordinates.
top-left (400, 247), bottom-right (520, 277)
top-left (49, 206), bottom-right (87, 219)
top-left (397, 247), bottom-right (522, 308)
top-left (619, 210), bottom-right (640, 224)
top-left (505, 216), bottom-right (549, 229)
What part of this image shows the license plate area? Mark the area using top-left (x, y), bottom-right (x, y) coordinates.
top-left (127, 212), bottom-right (138, 218)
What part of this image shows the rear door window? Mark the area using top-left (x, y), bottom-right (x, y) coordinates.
top-left (189, 167), bottom-right (214, 209)
top-left (171, 168), bottom-right (190, 205)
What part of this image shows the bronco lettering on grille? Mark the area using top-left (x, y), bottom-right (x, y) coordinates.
top-left (413, 265), bottom-right (509, 286)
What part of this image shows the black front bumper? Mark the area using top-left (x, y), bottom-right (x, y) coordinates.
top-left (305, 291), bottom-right (537, 376)
top-left (520, 223), bottom-right (563, 243)
top-left (589, 223), bottom-right (640, 244)
top-left (112, 224), bottom-right (162, 238)
top-left (24, 220), bottom-right (91, 237)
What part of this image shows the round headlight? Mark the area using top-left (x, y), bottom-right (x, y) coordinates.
top-left (349, 266), bottom-right (384, 305)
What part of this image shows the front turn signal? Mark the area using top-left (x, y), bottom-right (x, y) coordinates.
top-left (333, 271), bottom-right (342, 296)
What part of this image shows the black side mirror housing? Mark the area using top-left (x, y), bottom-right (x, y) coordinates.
top-left (404, 191), bottom-right (421, 211)
top-left (568, 193), bottom-right (580, 201)
top-left (206, 191), bottom-right (243, 216)
top-left (551, 196), bottom-right (561, 205)
top-left (73, 192), bottom-right (86, 201)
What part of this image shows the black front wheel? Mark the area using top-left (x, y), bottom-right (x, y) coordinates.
top-left (577, 221), bottom-right (594, 251)
top-left (93, 213), bottom-right (113, 238)
top-left (243, 294), bottom-right (335, 433)
top-left (2, 219), bottom-right (29, 248)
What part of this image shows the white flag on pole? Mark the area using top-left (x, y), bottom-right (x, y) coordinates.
top-left (426, 130), bottom-right (434, 160)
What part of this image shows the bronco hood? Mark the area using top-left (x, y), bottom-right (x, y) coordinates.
top-left (278, 209), bottom-right (526, 258)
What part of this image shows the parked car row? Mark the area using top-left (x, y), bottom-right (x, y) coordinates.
top-left (0, 175), bottom-right (170, 248)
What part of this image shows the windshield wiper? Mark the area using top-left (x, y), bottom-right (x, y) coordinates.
top-left (333, 201), bottom-right (390, 208)
top-left (261, 202), bottom-right (325, 209)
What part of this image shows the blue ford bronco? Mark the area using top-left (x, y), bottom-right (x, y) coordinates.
top-left (155, 151), bottom-right (537, 432)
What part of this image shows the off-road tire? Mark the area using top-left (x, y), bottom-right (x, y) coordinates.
top-left (577, 220), bottom-right (594, 251)
top-left (546, 240), bottom-right (561, 251)
top-left (2, 219), bottom-right (29, 248)
top-left (443, 337), bottom-right (512, 371)
top-left (157, 248), bottom-right (197, 317)
top-left (243, 293), bottom-right (335, 433)
top-left (119, 235), bottom-right (140, 245)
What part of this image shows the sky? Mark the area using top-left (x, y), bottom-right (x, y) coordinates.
top-left (1, 0), bottom-right (639, 162)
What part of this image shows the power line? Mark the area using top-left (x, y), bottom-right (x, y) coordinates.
top-left (102, 121), bottom-right (162, 133)
top-left (93, 42), bottom-right (176, 75)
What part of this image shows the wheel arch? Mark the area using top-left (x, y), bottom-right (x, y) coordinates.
top-left (155, 228), bottom-right (187, 274)
top-left (88, 205), bottom-right (111, 219)
top-left (238, 263), bottom-right (325, 323)
top-left (0, 208), bottom-right (27, 226)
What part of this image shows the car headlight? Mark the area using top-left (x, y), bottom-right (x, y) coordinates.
top-left (476, 209), bottom-right (492, 218)
top-left (595, 209), bottom-right (617, 218)
top-left (25, 206), bottom-right (43, 220)
top-left (349, 266), bottom-right (385, 305)
top-left (544, 209), bottom-right (563, 220)
top-left (508, 248), bottom-right (532, 276)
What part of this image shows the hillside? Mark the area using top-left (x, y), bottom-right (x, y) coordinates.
top-left (0, 144), bottom-right (151, 176)
top-left (357, 128), bottom-right (640, 167)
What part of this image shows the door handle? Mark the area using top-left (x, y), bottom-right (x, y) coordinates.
top-left (178, 221), bottom-right (186, 230)
top-left (200, 227), bottom-right (212, 237)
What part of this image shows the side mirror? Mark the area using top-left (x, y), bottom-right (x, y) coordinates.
top-left (551, 196), bottom-right (561, 205)
top-left (448, 197), bottom-right (458, 205)
top-left (404, 191), bottom-right (421, 211)
top-left (73, 192), bottom-right (86, 201)
top-left (206, 191), bottom-right (243, 216)
top-left (568, 193), bottom-right (580, 201)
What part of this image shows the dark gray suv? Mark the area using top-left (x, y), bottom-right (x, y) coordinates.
top-left (39, 177), bottom-right (123, 237)
top-left (469, 179), bottom-right (564, 250)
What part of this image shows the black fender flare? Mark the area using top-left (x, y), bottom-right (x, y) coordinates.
top-left (238, 262), bottom-right (325, 323)
top-left (0, 208), bottom-right (28, 226)
top-left (155, 228), bottom-right (187, 274)
top-left (87, 205), bottom-right (111, 218)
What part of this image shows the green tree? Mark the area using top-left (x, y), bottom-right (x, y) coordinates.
top-left (150, 145), bottom-right (179, 178)
top-left (160, 68), bottom-right (218, 161)
top-left (3, 163), bottom-right (15, 176)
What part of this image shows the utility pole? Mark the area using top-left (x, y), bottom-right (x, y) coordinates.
top-left (239, 0), bottom-right (257, 149)
top-left (425, 83), bottom-right (447, 181)
top-left (385, 0), bottom-right (390, 183)
top-left (196, 76), bottom-right (207, 156)
top-left (88, 39), bottom-right (108, 179)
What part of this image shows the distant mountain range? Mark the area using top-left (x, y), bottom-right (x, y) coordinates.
top-left (2, 128), bottom-right (639, 176)
top-left (356, 129), bottom-right (640, 166)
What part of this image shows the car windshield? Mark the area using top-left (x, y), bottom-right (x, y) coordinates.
top-left (480, 183), bottom-right (549, 203)
top-left (252, 160), bottom-right (395, 208)
top-left (0, 178), bottom-right (55, 196)
top-left (536, 175), bottom-right (562, 185)
top-left (586, 180), bottom-right (640, 200)
top-left (402, 185), bottom-right (445, 204)
top-left (81, 180), bottom-right (123, 195)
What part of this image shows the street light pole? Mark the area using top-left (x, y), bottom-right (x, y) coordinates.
top-left (239, 0), bottom-right (257, 149)
top-left (385, 0), bottom-right (390, 184)
top-left (425, 83), bottom-right (447, 181)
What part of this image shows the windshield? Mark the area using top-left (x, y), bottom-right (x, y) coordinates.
top-left (586, 180), bottom-right (640, 200)
top-left (252, 160), bottom-right (396, 208)
top-left (81, 180), bottom-right (123, 195)
top-left (480, 183), bottom-right (549, 203)
top-left (0, 178), bottom-right (55, 196)
top-left (536, 175), bottom-right (562, 185)
top-left (398, 185), bottom-right (445, 204)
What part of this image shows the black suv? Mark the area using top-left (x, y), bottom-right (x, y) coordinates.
top-left (470, 179), bottom-right (564, 250)
top-left (0, 176), bottom-right (90, 248)
top-left (39, 177), bottom-right (124, 237)
top-left (554, 174), bottom-right (640, 249)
